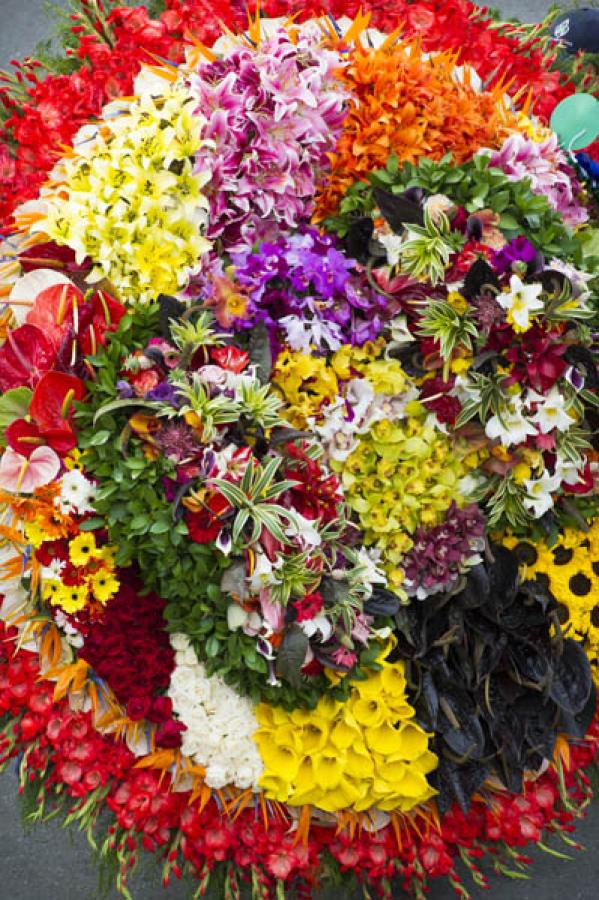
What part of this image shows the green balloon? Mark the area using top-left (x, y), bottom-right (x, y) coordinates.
top-left (550, 93), bottom-right (599, 151)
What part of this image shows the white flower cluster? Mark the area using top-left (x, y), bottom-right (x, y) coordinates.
top-left (168, 634), bottom-right (264, 790)
top-left (55, 469), bottom-right (97, 516)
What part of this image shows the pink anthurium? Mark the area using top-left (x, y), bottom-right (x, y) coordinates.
top-left (0, 445), bottom-right (61, 493)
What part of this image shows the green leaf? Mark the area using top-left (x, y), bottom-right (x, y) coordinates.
top-left (78, 517), bottom-right (106, 532)
top-left (248, 321), bottom-right (272, 385)
top-left (276, 624), bottom-right (309, 689)
top-left (86, 429), bottom-right (112, 446)
top-left (93, 398), bottom-right (159, 426)
top-left (149, 520), bottom-right (171, 534)
top-left (211, 478), bottom-right (247, 508)
top-left (499, 213), bottom-right (520, 230)
top-left (205, 635), bottom-right (220, 657)
top-left (0, 387), bottom-right (32, 444)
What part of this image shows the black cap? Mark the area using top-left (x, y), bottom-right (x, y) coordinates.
top-left (551, 8), bottom-right (599, 54)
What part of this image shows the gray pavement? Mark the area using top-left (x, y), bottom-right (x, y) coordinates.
top-left (1, 1), bottom-right (598, 898)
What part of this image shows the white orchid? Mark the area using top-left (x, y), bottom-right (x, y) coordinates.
top-left (486, 396), bottom-right (537, 446)
top-left (247, 553), bottom-right (283, 593)
top-left (527, 386), bottom-right (575, 435)
top-left (497, 274), bottom-right (544, 332)
top-left (523, 471), bottom-right (562, 518)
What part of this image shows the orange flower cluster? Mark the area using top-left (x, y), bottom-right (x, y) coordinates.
top-left (316, 40), bottom-right (519, 218)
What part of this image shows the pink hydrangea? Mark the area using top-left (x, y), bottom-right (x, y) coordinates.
top-left (487, 133), bottom-right (588, 229)
top-left (190, 30), bottom-right (348, 250)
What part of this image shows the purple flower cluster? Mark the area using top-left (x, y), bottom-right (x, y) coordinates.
top-left (231, 227), bottom-right (388, 349)
top-left (487, 133), bottom-right (588, 229)
top-left (402, 503), bottom-right (486, 600)
top-left (191, 31), bottom-right (348, 251)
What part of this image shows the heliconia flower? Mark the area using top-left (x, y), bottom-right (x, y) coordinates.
top-left (0, 445), bottom-right (60, 493)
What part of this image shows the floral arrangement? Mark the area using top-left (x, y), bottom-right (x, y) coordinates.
top-left (0, 3), bottom-right (598, 900)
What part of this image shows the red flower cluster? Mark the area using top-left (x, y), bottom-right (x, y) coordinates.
top-left (108, 770), bottom-right (186, 853)
top-left (45, 709), bottom-right (133, 799)
top-left (1, 609), bottom-right (599, 898)
top-left (0, 1), bottom-right (241, 220)
top-left (77, 575), bottom-right (176, 722)
top-left (0, 284), bottom-right (124, 394)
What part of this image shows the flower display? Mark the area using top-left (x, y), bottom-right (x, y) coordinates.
top-left (0, 4), bottom-right (598, 900)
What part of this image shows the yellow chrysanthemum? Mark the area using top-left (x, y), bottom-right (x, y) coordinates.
top-left (255, 651), bottom-right (437, 814)
top-left (89, 569), bottom-right (120, 604)
top-left (69, 533), bottom-right (99, 567)
top-left (51, 583), bottom-right (89, 615)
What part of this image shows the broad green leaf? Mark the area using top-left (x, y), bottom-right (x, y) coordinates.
top-left (0, 387), bottom-right (32, 445)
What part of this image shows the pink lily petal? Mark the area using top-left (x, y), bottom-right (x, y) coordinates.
top-left (0, 445), bottom-right (60, 493)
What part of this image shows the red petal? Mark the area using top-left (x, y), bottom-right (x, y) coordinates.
top-left (30, 371), bottom-right (87, 431)
top-left (40, 425), bottom-right (78, 456)
top-left (26, 283), bottom-right (84, 350)
top-left (19, 242), bottom-right (90, 274)
top-left (91, 290), bottom-right (126, 331)
top-left (0, 325), bottom-right (56, 392)
top-left (210, 345), bottom-right (250, 373)
top-left (5, 419), bottom-right (44, 459)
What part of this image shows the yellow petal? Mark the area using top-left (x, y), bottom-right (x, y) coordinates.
top-left (313, 751), bottom-right (345, 790)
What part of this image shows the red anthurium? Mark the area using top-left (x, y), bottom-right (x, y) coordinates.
top-left (0, 325), bottom-right (56, 392)
top-left (5, 419), bottom-right (46, 459)
top-left (26, 284), bottom-right (125, 356)
top-left (78, 291), bottom-right (126, 356)
top-left (30, 371), bottom-right (87, 432)
top-left (5, 372), bottom-right (88, 458)
top-left (26, 283), bottom-right (84, 350)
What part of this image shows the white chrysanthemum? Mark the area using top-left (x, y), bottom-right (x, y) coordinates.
top-left (167, 635), bottom-right (264, 791)
top-left (58, 469), bottom-right (97, 515)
